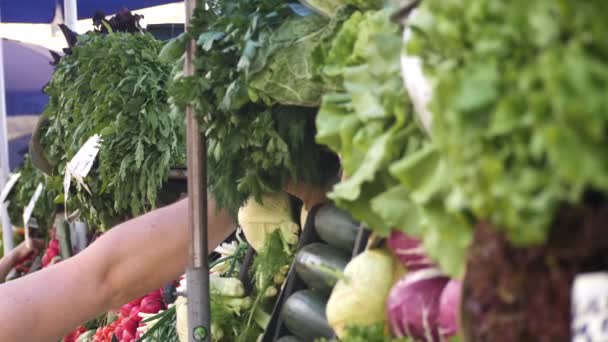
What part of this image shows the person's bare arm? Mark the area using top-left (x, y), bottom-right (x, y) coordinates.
top-left (0, 197), bottom-right (234, 342)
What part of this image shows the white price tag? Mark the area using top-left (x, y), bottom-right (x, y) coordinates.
top-left (572, 272), bottom-right (608, 342)
top-left (22, 183), bottom-right (44, 246)
top-left (63, 134), bottom-right (102, 214)
top-left (0, 172), bottom-right (21, 204)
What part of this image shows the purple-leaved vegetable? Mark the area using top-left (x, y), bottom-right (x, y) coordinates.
top-left (437, 279), bottom-right (461, 337)
top-left (387, 231), bottom-right (434, 271)
top-left (386, 268), bottom-right (449, 341)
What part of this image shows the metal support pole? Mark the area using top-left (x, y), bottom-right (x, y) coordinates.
top-left (185, 0), bottom-right (211, 341)
top-left (64, 0), bottom-right (78, 30)
top-left (0, 17), bottom-right (14, 254)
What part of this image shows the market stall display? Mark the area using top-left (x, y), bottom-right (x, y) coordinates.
top-left (2, 0), bottom-right (607, 341)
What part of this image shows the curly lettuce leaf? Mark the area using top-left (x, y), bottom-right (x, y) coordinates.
top-left (408, 0), bottom-right (608, 245)
top-left (316, 10), bottom-right (421, 234)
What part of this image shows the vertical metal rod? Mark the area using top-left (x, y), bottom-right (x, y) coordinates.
top-left (63, 0), bottom-right (78, 31)
top-left (185, 0), bottom-right (211, 342)
top-left (0, 13), bottom-right (15, 255)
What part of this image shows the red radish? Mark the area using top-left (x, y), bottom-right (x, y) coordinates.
top-left (122, 317), bottom-right (138, 334)
top-left (129, 306), bottom-right (143, 322)
top-left (140, 300), bottom-right (163, 314)
top-left (130, 297), bottom-right (144, 306)
top-left (146, 289), bottom-right (162, 299)
top-left (63, 326), bottom-right (86, 342)
top-left (387, 231), bottom-right (434, 271)
top-left (437, 279), bottom-right (461, 337)
top-left (387, 268), bottom-right (449, 341)
top-left (140, 295), bottom-right (160, 308)
top-left (122, 328), bottom-right (135, 341)
top-left (114, 324), bottom-right (125, 340)
top-left (49, 239), bottom-right (59, 249)
top-left (120, 303), bottom-right (134, 317)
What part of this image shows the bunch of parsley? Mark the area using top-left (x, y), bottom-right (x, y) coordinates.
top-left (41, 32), bottom-right (185, 230)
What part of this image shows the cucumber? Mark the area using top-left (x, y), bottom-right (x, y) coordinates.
top-left (314, 204), bottom-right (360, 252)
top-left (277, 336), bottom-right (303, 342)
top-left (295, 243), bottom-right (350, 294)
top-left (281, 290), bottom-right (334, 341)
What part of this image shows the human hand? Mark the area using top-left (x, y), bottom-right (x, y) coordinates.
top-left (11, 239), bottom-right (45, 262)
top-left (286, 181), bottom-right (329, 210)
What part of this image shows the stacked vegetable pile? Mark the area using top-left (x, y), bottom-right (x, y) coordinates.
top-left (404, 0), bottom-right (608, 340)
top-left (317, 231), bottom-right (460, 342)
top-left (39, 14), bottom-right (185, 230)
top-left (60, 287), bottom-right (170, 342)
top-left (170, 0), bottom-right (343, 215)
top-left (313, 4), bottom-right (470, 279)
top-left (177, 193), bottom-right (299, 342)
top-left (101, 288), bottom-right (167, 342)
top-left (166, 0), bottom-right (468, 340)
top-left (73, 192), bottom-right (301, 342)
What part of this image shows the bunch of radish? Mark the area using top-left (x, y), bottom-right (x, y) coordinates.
top-left (92, 288), bottom-right (165, 342)
top-left (386, 231), bottom-right (462, 342)
top-left (41, 236), bottom-right (61, 268)
top-left (93, 319), bottom-right (121, 342)
top-left (63, 326), bottom-right (87, 342)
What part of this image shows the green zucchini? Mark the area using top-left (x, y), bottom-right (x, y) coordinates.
top-left (276, 336), bottom-right (303, 342)
top-left (314, 205), bottom-right (360, 252)
top-left (295, 243), bottom-right (350, 294)
top-left (281, 290), bottom-right (334, 341)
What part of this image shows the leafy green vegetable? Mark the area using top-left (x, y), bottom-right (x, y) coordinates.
top-left (247, 12), bottom-right (344, 107)
top-left (299, 0), bottom-right (383, 18)
top-left (316, 10), bottom-right (414, 234)
top-left (171, 0), bottom-right (339, 214)
top-left (199, 230), bottom-right (293, 341)
top-left (137, 306), bottom-right (179, 342)
top-left (314, 9), bottom-right (471, 277)
top-left (6, 155), bottom-right (58, 231)
top-left (315, 323), bottom-right (411, 342)
top-left (251, 228), bottom-right (294, 292)
top-left (408, 0), bottom-right (608, 244)
top-left (40, 32), bottom-right (185, 229)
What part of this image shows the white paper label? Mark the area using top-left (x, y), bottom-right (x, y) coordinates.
top-left (0, 172), bottom-right (21, 204)
top-left (63, 135), bottom-right (102, 214)
top-left (22, 183), bottom-right (43, 245)
top-left (572, 272), bottom-right (608, 342)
